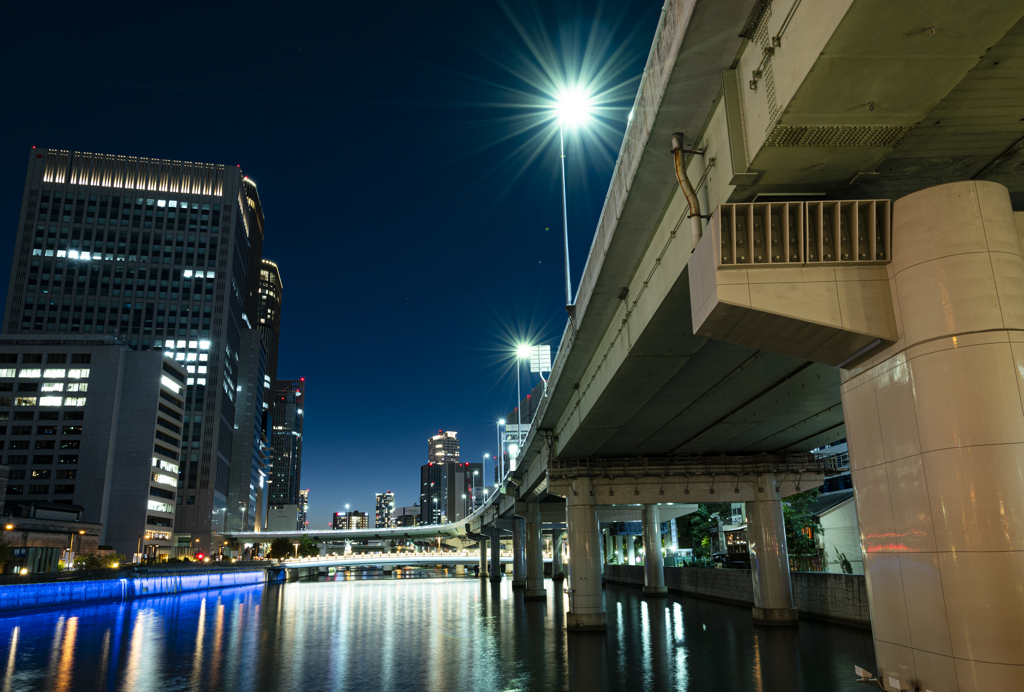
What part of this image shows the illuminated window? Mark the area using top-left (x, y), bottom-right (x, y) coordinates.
top-left (0, 369), bottom-right (15, 378)
top-left (41, 382), bottom-right (64, 392)
top-left (67, 369), bottom-right (90, 378)
top-left (43, 369), bottom-right (65, 378)
top-left (15, 397), bottom-right (37, 406)
top-left (39, 396), bottom-right (62, 407)
top-left (18, 369), bottom-right (41, 378)
top-left (66, 383), bottom-right (87, 393)
top-left (64, 397), bottom-right (86, 407)
top-left (147, 500), bottom-right (174, 514)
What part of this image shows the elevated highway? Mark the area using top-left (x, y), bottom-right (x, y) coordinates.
top-left (232, 2), bottom-right (1024, 689)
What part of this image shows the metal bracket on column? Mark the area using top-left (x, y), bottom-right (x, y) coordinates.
top-left (633, 478), bottom-right (640, 496)
top-left (659, 476), bottom-right (665, 496)
top-left (796, 472), bottom-right (804, 491)
top-left (709, 475), bottom-right (716, 495)
top-left (684, 475), bottom-right (690, 495)
top-left (734, 476), bottom-right (741, 494)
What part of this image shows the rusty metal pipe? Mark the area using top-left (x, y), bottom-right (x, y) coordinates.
top-left (671, 133), bottom-right (703, 251)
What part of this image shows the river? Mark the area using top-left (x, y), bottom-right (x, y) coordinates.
top-left (0, 570), bottom-right (875, 691)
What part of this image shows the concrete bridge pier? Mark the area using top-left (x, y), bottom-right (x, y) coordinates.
top-left (487, 528), bottom-right (502, 583)
top-left (552, 531), bottom-right (566, 581)
top-left (566, 477), bottom-right (606, 631)
top-left (511, 518), bottom-right (527, 589)
top-left (478, 539), bottom-right (487, 579)
top-left (524, 504), bottom-right (546, 600)
top-left (613, 534), bottom-right (623, 565)
top-left (746, 480), bottom-right (797, 626)
top-left (626, 534), bottom-right (635, 566)
top-left (641, 504), bottom-right (666, 595)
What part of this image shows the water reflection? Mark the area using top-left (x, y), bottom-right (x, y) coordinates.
top-left (0, 579), bottom-right (873, 691)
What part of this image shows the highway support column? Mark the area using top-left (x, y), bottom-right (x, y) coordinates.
top-left (512, 517), bottom-right (527, 589)
top-left (614, 534), bottom-right (623, 565)
top-left (746, 478), bottom-right (797, 626)
top-left (552, 531), bottom-right (566, 580)
top-left (642, 504), bottom-right (667, 595)
top-left (566, 477), bottom-right (606, 631)
top-left (524, 503), bottom-right (546, 600)
top-left (626, 533), bottom-right (636, 566)
top-left (478, 538), bottom-right (487, 579)
top-left (488, 527), bottom-right (502, 583)
top-left (841, 180), bottom-right (1024, 689)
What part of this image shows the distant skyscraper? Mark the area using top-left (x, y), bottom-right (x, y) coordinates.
top-left (3, 148), bottom-right (271, 551)
top-left (393, 505), bottom-right (420, 527)
top-left (375, 491), bottom-right (395, 528)
top-left (298, 489), bottom-right (309, 530)
top-left (421, 431), bottom-right (459, 524)
top-left (269, 378), bottom-right (304, 506)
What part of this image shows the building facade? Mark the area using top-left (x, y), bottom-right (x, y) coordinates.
top-left (392, 504), bottom-right (419, 527)
top-left (420, 431), bottom-right (481, 525)
top-left (256, 260), bottom-right (282, 387)
top-left (375, 491), bottom-right (395, 528)
top-left (2, 148), bottom-right (273, 555)
top-left (0, 337), bottom-right (186, 557)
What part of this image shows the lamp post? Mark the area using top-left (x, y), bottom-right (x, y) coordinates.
top-left (554, 88), bottom-right (593, 308)
top-left (515, 344), bottom-right (531, 469)
top-left (496, 419), bottom-right (505, 481)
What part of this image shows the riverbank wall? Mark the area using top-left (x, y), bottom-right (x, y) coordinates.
top-left (603, 565), bottom-right (870, 629)
top-left (0, 567), bottom-right (272, 614)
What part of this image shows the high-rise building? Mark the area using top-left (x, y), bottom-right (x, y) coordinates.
top-left (226, 330), bottom-right (267, 532)
top-left (256, 260), bottom-right (282, 387)
top-left (375, 491), bottom-right (395, 528)
top-left (421, 430), bottom-right (458, 524)
top-left (332, 511), bottom-right (368, 530)
top-left (298, 489), bottom-right (309, 530)
top-left (268, 378), bottom-right (304, 507)
top-left (3, 149), bottom-right (271, 553)
top-left (0, 337), bottom-right (186, 557)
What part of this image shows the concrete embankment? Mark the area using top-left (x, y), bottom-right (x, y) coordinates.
top-left (0, 566), bottom-right (277, 614)
top-left (603, 565), bottom-right (870, 629)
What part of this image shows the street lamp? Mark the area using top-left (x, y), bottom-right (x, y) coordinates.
top-left (496, 419), bottom-right (505, 481)
top-left (515, 343), bottom-right (531, 467)
top-left (554, 87), bottom-right (593, 308)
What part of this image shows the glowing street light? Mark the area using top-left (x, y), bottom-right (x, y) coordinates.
top-left (554, 87), bottom-right (593, 309)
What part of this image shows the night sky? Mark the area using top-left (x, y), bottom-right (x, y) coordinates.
top-left (0, 2), bottom-right (662, 528)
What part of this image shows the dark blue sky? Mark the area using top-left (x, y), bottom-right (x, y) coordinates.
top-left (0, 1), bottom-right (662, 527)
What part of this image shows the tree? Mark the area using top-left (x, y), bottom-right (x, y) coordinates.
top-left (73, 553), bottom-right (126, 570)
top-left (269, 537), bottom-right (294, 559)
top-left (833, 547), bottom-right (853, 574)
top-left (678, 503), bottom-right (731, 561)
top-left (298, 536), bottom-right (320, 557)
top-left (783, 488), bottom-right (821, 556)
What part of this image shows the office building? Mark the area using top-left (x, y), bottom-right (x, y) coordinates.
top-left (375, 491), bottom-right (395, 528)
top-left (225, 329), bottom-right (267, 532)
top-left (332, 510), bottom-right (368, 530)
top-left (298, 488), bottom-right (309, 530)
top-left (420, 431), bottom-right (480, 524)
top-left (0, 337), bottom-right (185, 557)
top-left (269, 378), bottom-right (304, 507)
top-left (3, 148), bottom-right (272, 553)
top-left (393, 504), bottom-right (419, 527)
top-left (420, 430), bottom-right (459, 525)
top-left (266, 504), bottom-right (298, 532)
top-left (257, 260), bottom-right (282, 386)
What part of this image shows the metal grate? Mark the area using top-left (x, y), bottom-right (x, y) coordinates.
top-left (764, 124), bottom-right (914, 148)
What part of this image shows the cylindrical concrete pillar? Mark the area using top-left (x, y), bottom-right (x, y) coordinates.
top-left (552, 531), bottom-right (566, 580)
top-left (642, 504), bottom-right (666, 594)
top-left (746, 485), bottom-right (796, 626)
top-left (604, 530), bottom-right (613, 565)
top-left (524, 504), bottom-right (546, 600)
top-left (566, 477), bottom-right (606, 630)
top-left (613, 534), bottom-right (623, 565)
top-left (597, 525), bottom-right (605, 575)
top-left (512, 517), bottom-right (527, 589)
top-left (478, 538), bottom-right (487, 578)
top-left (626, 534), bottom-right (635, 566)
top-left (841, 180), bottom-right (1024, 690)
top-left (488, 528), bottom-right (501, 583)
